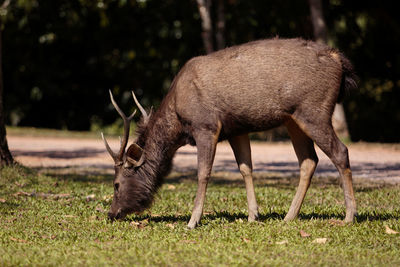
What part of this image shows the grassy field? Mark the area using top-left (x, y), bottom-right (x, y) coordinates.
top-left (1, 165), bottom-right (400, 266)
top-left (5, 126), bottom-right (99, 138)
top-left (6, 125), bottom-right (135, 139)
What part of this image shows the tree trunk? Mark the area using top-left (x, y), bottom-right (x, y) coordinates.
top-left (0, 18), bottom-right (14, 167)
top-left (308, 0), bottom-right (350, 140)
top-left (215, 0), bottom-right (225, 50)
top-left (308, 0), bottom-right (328, 44)
top-left (196, 0), bottom-right (214, 54)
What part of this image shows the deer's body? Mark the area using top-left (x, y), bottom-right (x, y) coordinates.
top-left (174, 39), bottom-right (344, 140)
top-left (104, 38), bottom-right (358, 228)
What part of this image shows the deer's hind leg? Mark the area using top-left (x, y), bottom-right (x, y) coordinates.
top-left (291, 114), bottom-right (357, 222)
top-left (229, 134), bottom-right (259, 222)
top-left (284, 119), bottom-right (319, 221)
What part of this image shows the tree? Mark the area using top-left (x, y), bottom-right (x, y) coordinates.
top-left (1, 1), bottom-right (398, 142)
top-left (196, 0), bottom-right (226, 53)
top-left (308, 0), bottom-right (350, 140)
top-left (215, 0), bottom-right (225, 50)
top-left (196, 0), bottom-right (214, 54)
top-left (0, 0), bottom-right (14, 167)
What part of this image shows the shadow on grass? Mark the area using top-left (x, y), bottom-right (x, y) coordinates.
top-left (12, 148), bottom-right (104, 159)
top-left (126, 214), bottom-right (192, 223)
top-left (299, 211), bottom-right (400, 222)
top-left (123, 209), bottom-right (400, 225)
top-left (167, 172), bottom-right (398, 190)
top-left (354, 212), bottom-right (400, 222)
top-left (0, 202), bottom-right (20, 211)
top-left (124, 211), bottom-right (283, 224)
top-left (167, 171), bottom-right (300, 188)
top-left (44, 172), bottom-right (114, 184)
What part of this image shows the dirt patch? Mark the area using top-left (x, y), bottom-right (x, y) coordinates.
top-left (7, 136), bottom-right (400, 184)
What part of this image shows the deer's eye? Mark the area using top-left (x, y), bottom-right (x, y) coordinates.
top-left (114, 182), bottom-right (120, 192)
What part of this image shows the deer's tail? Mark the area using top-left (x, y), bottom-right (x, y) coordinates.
top-left (337, 53), bottom-right (358, 103)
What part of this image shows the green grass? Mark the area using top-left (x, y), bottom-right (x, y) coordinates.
top-left (6, 126), bottom-right (100, 139)
top-left (6, 124), bottom-right (137, 139)
top-left (1, 165), bottom-right (400, 266)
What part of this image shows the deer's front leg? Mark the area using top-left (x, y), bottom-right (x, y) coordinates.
top-left (228, 134), bottom-right (259, 222)
top-left (187, 125), bottom-right (221, 229)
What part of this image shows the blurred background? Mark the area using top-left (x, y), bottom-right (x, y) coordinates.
top-left (1, 0), bottom-right (399, 142)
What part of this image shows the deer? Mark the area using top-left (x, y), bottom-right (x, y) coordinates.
top-left (102, 38), bottom-right (358, 229)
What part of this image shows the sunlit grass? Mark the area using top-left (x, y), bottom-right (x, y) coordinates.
top-left (1, 165), bottom-right (400, 266)
top-left (6, 124), bottom-right (137, 139)
top-left (6, 126), bottom-right (100, 139)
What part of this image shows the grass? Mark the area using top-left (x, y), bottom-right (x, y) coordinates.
top-left (6, 126), bottom-right (100, 139)
top-left (1, 165), bottom-right (400, 266)
top-left (6, 124), bottom-right (137, 139)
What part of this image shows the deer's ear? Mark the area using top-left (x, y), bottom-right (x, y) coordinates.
top-left (125, 144), bottom-right (145, 168)
top-left (126, 144), bottom-right (143, 161)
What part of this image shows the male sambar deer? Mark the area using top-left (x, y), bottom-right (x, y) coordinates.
top-left (102, 38), bottom-right (358, 228)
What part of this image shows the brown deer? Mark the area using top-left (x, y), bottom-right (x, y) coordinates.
top-left (102, 38), bottom-right (358, 229)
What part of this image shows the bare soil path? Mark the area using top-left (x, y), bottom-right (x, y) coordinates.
top-left (7, 135), bottom-right (400, 184)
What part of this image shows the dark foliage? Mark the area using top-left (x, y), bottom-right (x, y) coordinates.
top-left (1, 0), bottom-right (399, 141)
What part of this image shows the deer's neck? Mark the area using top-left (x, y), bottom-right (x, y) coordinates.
top-left (136, 100), bottom-right (182, 191)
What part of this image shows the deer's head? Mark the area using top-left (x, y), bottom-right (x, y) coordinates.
top-left (102, 91), bottom-right (152, 220)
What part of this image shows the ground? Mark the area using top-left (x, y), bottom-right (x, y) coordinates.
top-left (8, 135), bottom-right (400, 184)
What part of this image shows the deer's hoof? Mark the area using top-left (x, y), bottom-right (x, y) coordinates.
top-left (248, 214), bottom-right (259, 222)
top-left (283, 213), bottom-right (296, 222)
top-left (187, 221), bottom-right (198, 229)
